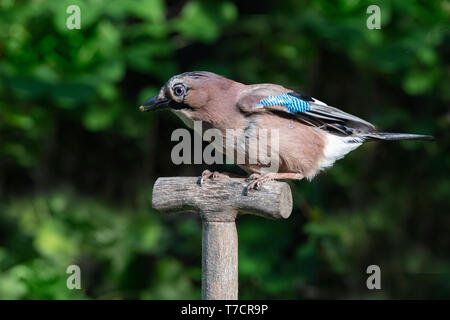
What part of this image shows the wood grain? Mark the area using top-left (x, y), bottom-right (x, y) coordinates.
top-left (152, 177), bottom-right (293, 221)
top-left (151, 177), bottom-right (293, 300)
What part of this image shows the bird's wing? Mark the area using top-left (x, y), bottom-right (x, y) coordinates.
top-left (237, 85), bottom-right (375, 136)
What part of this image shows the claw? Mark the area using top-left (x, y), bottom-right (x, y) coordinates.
top-left (198, 170), bottom-right (230, 186)
top-left (243, 173), bottom-right (275, 195)
top-left (243, 180), bottom-right (262, 195)
top-left (198, 170), bottom-right (212, 186)
top-left (245, 173), bottom-right (260, 182)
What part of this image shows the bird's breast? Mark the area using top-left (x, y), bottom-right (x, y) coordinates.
top-left (172, 110), bottom-right (195, 130)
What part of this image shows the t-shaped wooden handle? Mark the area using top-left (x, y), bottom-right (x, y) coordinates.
top-left (152, 177), bottom-right (293, 300)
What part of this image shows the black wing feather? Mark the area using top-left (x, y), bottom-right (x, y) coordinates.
top-left (286, 92), bottom-right (375, 133)
top-left (306, 102), bottom-right (375, 131)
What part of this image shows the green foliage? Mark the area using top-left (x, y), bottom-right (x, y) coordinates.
top-left (0, 0), bottom-right (449, 299)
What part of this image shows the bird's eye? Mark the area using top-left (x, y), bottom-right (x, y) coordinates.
top-left (173, 85), bottom-right (186, 97)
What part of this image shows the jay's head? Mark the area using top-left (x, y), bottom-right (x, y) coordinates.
top-left (139, 71), bottom-right (239, 124)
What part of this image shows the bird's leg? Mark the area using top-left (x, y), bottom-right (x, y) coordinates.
top-left (245, 173), bottom-right (262, 182)
top-left (244, 172), bottom-right (304, 195)
top-left (198, 169), bottom-right (245, 185)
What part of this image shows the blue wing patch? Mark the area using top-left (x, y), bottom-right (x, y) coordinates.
top-left (255, 93), bottom-right (311, 113)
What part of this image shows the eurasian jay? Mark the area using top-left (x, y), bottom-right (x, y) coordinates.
top-left (140, 71), bottom-right (432, 193)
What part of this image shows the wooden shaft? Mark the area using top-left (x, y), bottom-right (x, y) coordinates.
top-left (151, 177), bottom-right (293, 300)
top-left (202, 220), bottom-right (238, 300)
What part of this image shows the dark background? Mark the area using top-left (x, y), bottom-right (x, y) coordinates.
top-left (0, 0), bottom-right (448, 299)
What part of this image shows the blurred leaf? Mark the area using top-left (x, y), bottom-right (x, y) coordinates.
top-left (174, 1), bottom-right (237, 42)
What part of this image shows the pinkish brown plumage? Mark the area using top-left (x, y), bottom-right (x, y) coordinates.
top-left (140, 71), bottom-right (433, 193)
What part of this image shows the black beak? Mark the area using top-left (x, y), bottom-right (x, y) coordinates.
top-left (139, 95), bottom-right (170, 112)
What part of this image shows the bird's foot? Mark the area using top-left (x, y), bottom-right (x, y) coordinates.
top-left (244, 173), bottom-right (276, 195)
top-left (197, 170), bottom-right (231, 185)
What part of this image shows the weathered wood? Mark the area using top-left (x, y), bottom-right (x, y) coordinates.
top-left (202, 221), bottom-right (238, 300)
top-left (152, 177), bottom-right (292, 220)
top-left (151, 177), bottom-right (293, 300)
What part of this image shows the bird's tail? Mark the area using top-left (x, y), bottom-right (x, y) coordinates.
top-left (365, 132), bottom-right (434, 141)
